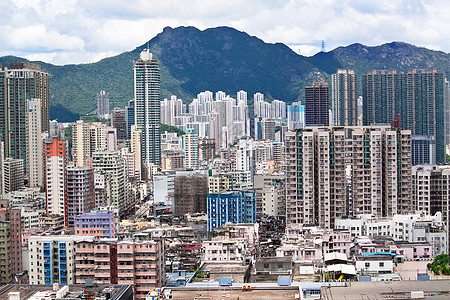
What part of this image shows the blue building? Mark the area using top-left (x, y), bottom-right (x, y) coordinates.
top-left (255, 118), bottom-right (263, 140)
top-left (207, 191), bottom-right (256, 231)
top-left (125, 99), bottom-right (135, 139)
top-left (287, 103), bottom-right (305, 130)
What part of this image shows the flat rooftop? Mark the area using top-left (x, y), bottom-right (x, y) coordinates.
top-left (170, 287), bottom-right (300, 300)
top-left (0, 284), bottom-right (131, 300)
top-left (321, 280), bottom-right (450, 299)
top-left (199, 263), bottom-right (249, 283)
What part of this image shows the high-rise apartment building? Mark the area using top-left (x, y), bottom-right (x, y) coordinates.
top-left (254, 174), bottom-right (285, 217)
top-left (261, 118), bottom-right (275, 141)
top-left (134, 49), bottom-right (161, 166)
top-left (66, 165), bottom-right (95, 227)
top-left (236, 139), bottom-right (255, 173)
top-left (0, 220), bottom-right (10, 284)
top-left (97, 90), bottom-right (109, 118)
top-left (412, 136), bottom-right (436, 165)
top-left (412, 165), bottom-right (450, 219)
top-left (199, 138), bottom-right (215, 161)
top-left (72, 121), bottom-right (117, 167)
top-left (112, 107), bottom-right (127, 140)
top-left (331, 69), bottom-right (358, 126)
top-left (412, 165), bottom-right (450, 252)
top-left (161, 95), bottom-right (184, 126)
top-left (130, 125), bottom-right (142, 178)
top-left (0, 199), bottom-right (22, 279)
top-left (3, 158), bottom-right (24, 193)
top-left (363, 69), bottom-right (445, 163)
top-left (45, 136), bottom-right (66, 218)
top-left (183, 128), bottom-right (198, 169)
top-left (0, 142), bottom-right (4, 198)
top-left (305, 82), bottom-right (329, 126)
top-left (92, 151), bottom-right (127, 215)
top-left (27, 99), bottom-right (43, 188)
top-left (125, 99), bottom-right (135, 139)
top-left (287, 102), bottom-right (305, 130)
top-left (0, 63), bottom-right (49, 169)
top-left (285, 126), bottom-right (412, 228)
top-left (445, 79), bottom-right (450, 150)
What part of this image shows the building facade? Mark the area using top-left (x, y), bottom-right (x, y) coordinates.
top-left (112, 107), bottom-right (127, 140)
top-left (66, 165), bottom-right (95, 227)
top-left (331, 69), bottom-right (358, 126)
top-left (173, 174), bottom-right (208, 216)
top-left (92, 151), bottom-right (127, 215)
top-left (74, 211), bottom-right (115, 238)
top-left (0, 199), bottom-right (22, 278)
top-left (285, 126), bottom-right (412, 228)
top-left (0, 63), bottom-right (49, 169)
top-left (305, 82), bottom-right (329, 126)
top-left (183, 128), bottom-right (198, 169)
top-left (0, 221), bottom-right (10, 284)
top-left (3, 158), bottom-right (24, 193)
top-left (27, 99), bottom-right (43, 188)
top-left (207, 191), bottom-right (256, 231)
top-left (134, 49), bottom-right (161, 166)
top-left (97, 90), bottom-right (109, 118)
top-left (28, 235), bottom-right (94, 285)
top-left (75, 239), bottom-right (165, 299)
top-left (362, 69), bottom-right (445, 163)
top-left (45, 136), bottom-right (66, 218)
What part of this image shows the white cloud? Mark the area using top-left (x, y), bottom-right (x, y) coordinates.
top-left (0, 0), bottom-right (449, 64)
top-left (4, 24), bottom-right (85, 52)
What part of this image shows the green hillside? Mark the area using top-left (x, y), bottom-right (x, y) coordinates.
top-left (1, 26), bottom-right (449, 122)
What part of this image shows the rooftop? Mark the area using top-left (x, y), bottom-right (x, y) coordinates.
top-left (0, 284), bottom-right (132, 300)
top-left (321, 280), bottom-right (450, 299)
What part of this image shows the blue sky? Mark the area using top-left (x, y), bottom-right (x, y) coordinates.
top-left (1, 0), bottom-right (449, 65)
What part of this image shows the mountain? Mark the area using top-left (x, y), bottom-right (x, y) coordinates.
top-left (1, 26), bottom-right (449, 122)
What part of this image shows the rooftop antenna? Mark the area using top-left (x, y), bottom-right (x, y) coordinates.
top-left (321, 40), bottom-right (326, 52)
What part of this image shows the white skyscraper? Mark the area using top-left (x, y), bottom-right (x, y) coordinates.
top-left (134, 49), bottom-right (161, 166)
top-left (27, 99), bottom-right (43, 187)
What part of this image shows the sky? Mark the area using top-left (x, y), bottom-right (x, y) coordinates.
top-left (1, 0), bottom-right (449, 65)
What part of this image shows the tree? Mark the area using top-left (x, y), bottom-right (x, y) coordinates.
top-left (427, 254), bottom-right (449, 275)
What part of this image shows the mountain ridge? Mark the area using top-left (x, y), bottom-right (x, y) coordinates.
top-left (0, 26), bottom-right (449, 122)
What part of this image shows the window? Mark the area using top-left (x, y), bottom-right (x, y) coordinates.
top-left (365, 263), bottom-right (370, 268)
top-left (379, 262), bottom-right (384, 267)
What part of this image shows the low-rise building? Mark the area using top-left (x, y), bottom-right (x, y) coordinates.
top-left (202, 240), bottom-right (249, 263)
top-left (355, 254), bottom-right (394, 275)
top-left (335, 213), bottom-right (447, 256)
top-left (28, 235), bottom-right (95, 285)
top-left (255, 256), bottom-right (292, 275)
top-left (74, 211), bottom-right (116, 238)
top-left (75, 239), bottom-right (165, 299)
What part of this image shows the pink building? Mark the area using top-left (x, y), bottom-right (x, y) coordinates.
top-left (202, 240), bottom-right (248, 262)
top-left (75, 240), bottom-right (118, 285)
top-left (389, 242), bottom-right (433, 260)
top-left (220, 223), bottom-right (259, 248)
top-left (0, 199), bottom-right (22, 278)
top-left (75, 239), bottom-right (164, 299)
